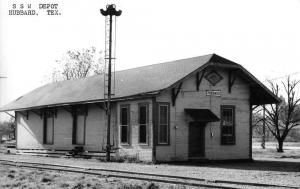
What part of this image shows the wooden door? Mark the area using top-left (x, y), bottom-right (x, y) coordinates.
top-left (189, 122), bottom-right (205, 158)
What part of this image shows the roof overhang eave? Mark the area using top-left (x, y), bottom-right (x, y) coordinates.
top-left (0, 90), bottom-right (160, 112)
top-left (237, 67), bottom-right (281, 105)
top-left (250, 96), bottom-right (281, 106)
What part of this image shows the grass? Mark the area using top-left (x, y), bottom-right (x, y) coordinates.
top-left (253, 141), bottom-right (300, 147)
top-left (252, 142), bottom-right (300, 161)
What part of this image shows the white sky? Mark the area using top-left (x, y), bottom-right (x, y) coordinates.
top-left (1, 0), bottom-right (300, 120)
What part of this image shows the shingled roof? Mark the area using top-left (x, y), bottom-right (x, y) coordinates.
top-left (0, 54), bottom-right (280, 111)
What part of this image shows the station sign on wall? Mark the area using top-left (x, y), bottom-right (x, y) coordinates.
top-left (206, 90), bottom-right (221, 97)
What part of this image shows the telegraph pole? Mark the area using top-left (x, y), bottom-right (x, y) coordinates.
top-left (100, 5), bottom-right (121, 161)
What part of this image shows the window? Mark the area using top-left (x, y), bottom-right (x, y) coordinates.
top-left (120, 105), bottom-right (130, 144)
top-left (139, 103), bottom-right (149, 144)
top-left (221, 105), bottom-right (235, 145)
top-left (43, 109), bottom-right (54, 144)
top-left (72, 105), bottom-right (87, 145)
top-left (158, 103), bottom-right (169, 145)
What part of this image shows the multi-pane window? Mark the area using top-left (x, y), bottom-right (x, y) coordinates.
top-left (221, 105), bottom-right (235, 145)
top-left (120, 105), bottom-right (130, 144)
top-left (72, 105), bottom-right (87, 145)
top-left (43, 109), bottom-right (54, 144)
top-left (139, 104), bottom-right (149, 144)
top-left (158, 103), bottom-right (169, 144)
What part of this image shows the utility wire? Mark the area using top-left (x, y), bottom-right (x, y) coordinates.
top-left (262, 71), bottom-right (300, 83)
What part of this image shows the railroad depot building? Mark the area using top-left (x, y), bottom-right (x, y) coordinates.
top-left (0, 54), bottom-right (279, 162)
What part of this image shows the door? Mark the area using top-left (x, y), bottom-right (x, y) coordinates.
top-left (189, 122), bottom-right (205, 158)
top-left (45, 117), bottom-right (54, 144)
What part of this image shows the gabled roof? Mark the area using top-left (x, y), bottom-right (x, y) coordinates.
top-left (0, 54), bottom-right (280, 111)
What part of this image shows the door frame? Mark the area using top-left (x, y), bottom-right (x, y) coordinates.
top-left (188, 121), bottom-right (206, 158)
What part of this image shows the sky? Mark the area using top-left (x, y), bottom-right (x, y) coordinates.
top-left (1, 0), bottom-right (300, 120)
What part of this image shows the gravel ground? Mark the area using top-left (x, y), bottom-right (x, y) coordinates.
top-left (0, 164), bottom-right (195, 189)
top-left (0, 152), bottom-right (299, 188)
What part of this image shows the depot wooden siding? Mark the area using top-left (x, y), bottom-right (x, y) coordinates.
top-left (156, 67), bottom-right (250, 161)
top-left (15, 101), bottom-right (154, 161)
top-left (117, 99), bottom-right (153, 162)
top-left (16, 104), bottom-right (118, 152)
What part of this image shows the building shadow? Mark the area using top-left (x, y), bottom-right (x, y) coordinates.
top-left (159, 160), bottom-right (300, 172)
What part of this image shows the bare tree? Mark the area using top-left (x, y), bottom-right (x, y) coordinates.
top-left (265, 77), bottom-right (300, 152)
top-left (49, 47), bottom-right (104, 82)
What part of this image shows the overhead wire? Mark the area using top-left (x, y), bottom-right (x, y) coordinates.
top-left (262, 71), bottom-right (300, 83)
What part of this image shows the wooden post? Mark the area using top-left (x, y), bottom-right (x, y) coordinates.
top-left (262, 105), bottom-right (266, 149)
top-left (249, 104), bottom-right (253, 160)
top-left (72, 106), bottom-right (77, 145)
top-left (152, 97), bottom-right (157, 163)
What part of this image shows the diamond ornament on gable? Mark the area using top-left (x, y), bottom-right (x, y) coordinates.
top-left (205, 70), bottom-right (223, 86)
